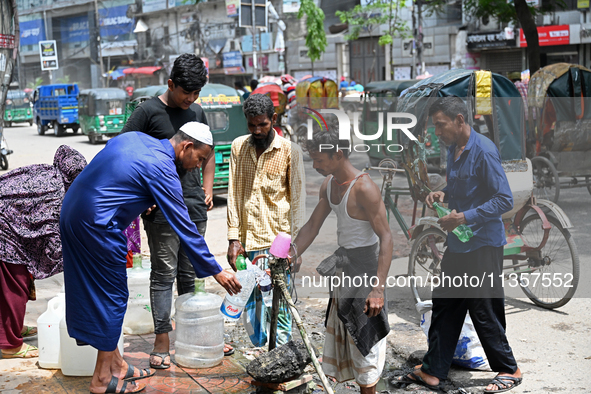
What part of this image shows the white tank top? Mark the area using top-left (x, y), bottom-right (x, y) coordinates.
top-left (327, 173), bottom-right (379, 249)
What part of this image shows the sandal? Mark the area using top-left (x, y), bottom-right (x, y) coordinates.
top-left (483, 375), bottom-right (523, 393)
top-left (21, 326), bottom-right (38, 338)
top-left (1, 344), bottom-right (38, 359)
top-left (224, 344), bottom-right (235, 356)
top-left (396, 371), bottom-right (444, 392)
top-left (122, 363), bottom-right (155, 382)
top-left (92, 376), bottom-right (144, 393)
top-left (149, 352), bottom-right (171, 369)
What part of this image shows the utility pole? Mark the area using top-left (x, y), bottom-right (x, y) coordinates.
top-left (94, 0), bottom-right (105, 87)
top-left (417, 0), bottom-right (423, 76)
top-left (251, 0), bottom-right (257, 80)
top-left (43, 7), bottom-right (52, 83)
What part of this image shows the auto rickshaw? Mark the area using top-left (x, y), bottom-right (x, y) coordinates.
top-left (4, 90), bottom-right (33, 127)
top-left (527, 63), bottom-right (591, 203)
top-left (78, 88), bottom-right (128, 144)
top-left (123, 83), bottom-right (249, 194)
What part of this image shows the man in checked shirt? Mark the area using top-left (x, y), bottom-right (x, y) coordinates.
top-left (227, 94), bottom-right (305, 347)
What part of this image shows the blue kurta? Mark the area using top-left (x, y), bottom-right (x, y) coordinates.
top-left (60, 132), bottom-right (222, 351)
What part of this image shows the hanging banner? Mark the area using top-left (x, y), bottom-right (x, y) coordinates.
top-left (20, 19), bottom-right (45, 46)
top-left (226, 0), bottom-right (239, 16)
top-left (39, 40), bottom-right (59, 70)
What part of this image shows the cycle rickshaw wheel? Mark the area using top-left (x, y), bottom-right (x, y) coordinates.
top-left (531, 156), bottom-right (560, 203)
top-left (518, 214), bottom-right (579, 309)
top-left (408, 228), bottom-right (446, 303)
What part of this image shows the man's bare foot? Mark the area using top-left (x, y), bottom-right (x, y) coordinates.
top-left (485, 368), bottom-right (522, 392)
top-left (89, 375), bottom-right (145, 393)
top-left (1, 343), bottom-right (39, 358)
top-left (224, 343), bottom-right (234, 356)
top-left (396, 369), bottom-right (440, 387)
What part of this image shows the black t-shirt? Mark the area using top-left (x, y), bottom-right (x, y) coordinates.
top-left (122, 97), bottom-right (208, 223)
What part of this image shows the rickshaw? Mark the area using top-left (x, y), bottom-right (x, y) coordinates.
top-left (293, 76), bottom-right (339, 145)
top-left (124, 83), bottom-right (248, 194)
top-left (78, 88), bottom-right (128, 144)
top-left (360, 80), bottom-right (432, 167)
top-left (251, 82), bottom-right (291, 139)
top-left (4, 90), bottom-right (33, 127)
top-left (376, 69), bottom-right (579, 309)
top-left (527, 63), bottom-right (591, 203)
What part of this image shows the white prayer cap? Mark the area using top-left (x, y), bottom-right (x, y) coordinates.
top-left (179, 122), bottom-right (213, 145)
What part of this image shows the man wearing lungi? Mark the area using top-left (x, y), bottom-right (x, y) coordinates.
top-left (60, 122), bottom-right (241, 394)
top-left (291, 128), bottom-right (393, 394)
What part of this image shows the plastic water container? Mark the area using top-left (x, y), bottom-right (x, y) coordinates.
top-left (59, 318), bottom-right (124, 376)
top-left (38, 293), bottom-right (65, 369)
top-left (123, 257), bottom-right (154, 335)
top-left (174, 279), bottom-right (224, 368)
top-left (220, 259), bottom-right (256, 320)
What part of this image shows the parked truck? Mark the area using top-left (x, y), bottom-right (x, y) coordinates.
top-left (32, 84), bottom-right (80, 136)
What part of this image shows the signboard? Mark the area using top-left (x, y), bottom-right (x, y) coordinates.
top-left (578, 0), bottom-right (589, 8)
top-left (20, 19), bottom-right (45, 46)
top-left (283, 0), bottom-right (300, 13)
top-left (467, 29), bottom-right (516, 49)
top-left (226, 0), bottom-right (240, 16)
top-left (99, 5), bottom-right (134, 39)
top-left (222, 51), bottom-right (243, 67)
top-left (0, 34), bottom-right (15, 49)
top-left (142, 0), bottom-right (167, 13)
top-left (39, 40), bottom-right (59, 70)
top-left (61, 15), bottom-right (89, 43)
top-left (240, 0), bottom-right (267, 28)
top-left (520, 25), bottom-right (569, 47)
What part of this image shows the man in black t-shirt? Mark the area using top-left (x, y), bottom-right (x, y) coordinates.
top-left (122, 54), bottom-right (227, 369)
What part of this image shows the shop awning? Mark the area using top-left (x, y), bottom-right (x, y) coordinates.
top-left (123, 66), bottom-right (162, 75)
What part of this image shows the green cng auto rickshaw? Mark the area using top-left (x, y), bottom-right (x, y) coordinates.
top-left (124, 83), bottom-right (249, 194)
top-left (78, 88), bottom-right (128, 144)
top-left (4, 90), bottom-right (33, 127)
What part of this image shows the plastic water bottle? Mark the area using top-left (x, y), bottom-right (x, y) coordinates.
top-left (256, 271), bottom-right (273, 308)
top-left (38, 293), bottom-right (65, 369)
top-left (175, 278), bottom-right (224, 368)
top-left (123, 255), bottom-right (154, 335)
top-left (432, 202), bottom-right (473, 243)
top-left (220, 255), bottom-right (256, 319)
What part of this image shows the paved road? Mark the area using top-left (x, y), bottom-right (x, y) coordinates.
top-left (3, 124), bottom-right (591, 393)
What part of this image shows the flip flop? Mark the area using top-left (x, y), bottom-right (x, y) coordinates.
top-left (483, 375), bottom-right (523, 393)
top-left (92, 376), bottom-right (144, 393)
top-left (396, 371), bottom-right (444, 392)
top-left (149, 352), bottom-right (171, 369)
top-left (224, 344), bottom-right (235, 356)
top-left (122, 364), bottom-right (155, 382)
top-left (1, 344), bottom-right (38, 359)
top-left (21, 326), bottom-right (37, 338)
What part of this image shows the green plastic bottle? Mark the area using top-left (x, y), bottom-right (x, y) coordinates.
top-left (432, 202), bottom-right (474, 243)
top-left (235, 255), bottom-right (247, 271)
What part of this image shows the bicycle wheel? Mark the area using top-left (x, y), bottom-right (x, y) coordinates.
top-left (518, 214), bottom-right (579, 309)
top-left (531, 156), bottom-right (560, 203)
top-left (408, 228), bottom-right (447, 303)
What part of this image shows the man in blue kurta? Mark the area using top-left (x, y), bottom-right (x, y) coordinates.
top-left (60, 122), bottom-right (241, 394)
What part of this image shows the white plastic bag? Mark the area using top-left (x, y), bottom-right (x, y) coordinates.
top-left (417, 301), bottom-right (491, 371)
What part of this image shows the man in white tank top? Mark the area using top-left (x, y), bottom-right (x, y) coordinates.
top-left (291, 129), bottom-right (393, 394)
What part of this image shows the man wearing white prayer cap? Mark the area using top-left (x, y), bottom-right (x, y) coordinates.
top-left (61, 128), bottom-right (242, 393)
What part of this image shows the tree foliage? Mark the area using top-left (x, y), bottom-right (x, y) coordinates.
top-left (27, 77), bottom-right (44, 90)
top-left (297, 0), bottom-right (328, 63)
top-left (335, 0), bottom-right (410, 46)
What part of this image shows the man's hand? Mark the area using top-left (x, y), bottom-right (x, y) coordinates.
top-left (437, 209), bottom-right (466, 232)
top-left (144, 205), bottom-right (157, 215)
top-left (425, 191), bottom-right (445, 208)
top-left (203, 187), bottom-right (214, 211)
top-left (289, 256), bottom-right (303, 273)
top-left (213, 270), bottom-right (242, 295)
top-left (363, 288), bottom-right (384, 318)
top-left (227, 240), bottom-right (245, 271)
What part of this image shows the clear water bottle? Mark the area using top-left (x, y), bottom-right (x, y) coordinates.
top-left (257, 272), bottom-right (273, 308)
top-left (220, 255), bottom-right (256, 320)
top-left (175, 278), bottom-right (224, 368)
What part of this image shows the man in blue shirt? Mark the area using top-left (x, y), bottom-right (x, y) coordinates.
top-left (398, 97), bottom-right (522, 393)
top-left (61, 123), bottom-right (241, 394)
